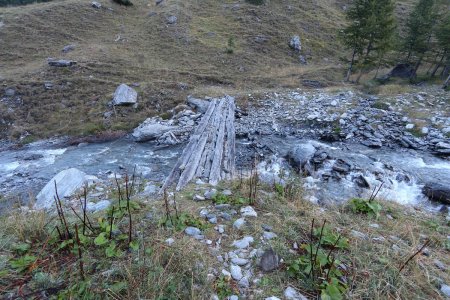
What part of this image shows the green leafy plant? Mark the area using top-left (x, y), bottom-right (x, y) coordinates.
top-left (215, 276), bottom-right (234, 299)
top-left (287, 220), bottom-right (349, 299)
top-left (10, 255), bottom-right (37, 273)
top-left (348, 198), bottom-right (382, 219)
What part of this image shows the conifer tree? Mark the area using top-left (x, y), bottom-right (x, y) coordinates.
top-left (402, 0), bottom-right (437, 78)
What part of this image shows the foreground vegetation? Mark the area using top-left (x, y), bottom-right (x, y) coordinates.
top-left (0, 173), bottom-right (449, 299)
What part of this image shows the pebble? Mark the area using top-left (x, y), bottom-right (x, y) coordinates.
top-left (369, 223), bottom-right (380, 228)
top-left (232, 236), bottom-right (254, 249)
top-left (165, 238), bottom-right (175, 246)
top-left (405, 123), bottom-right (415, 130)
top-left (229, 296), bottom-right (239, 300)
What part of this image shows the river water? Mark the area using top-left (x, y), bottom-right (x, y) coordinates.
top-left (0, 136), bottom-right (449, 214)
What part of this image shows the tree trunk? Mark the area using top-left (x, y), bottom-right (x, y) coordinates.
top-left (345, 49), bottom-right (357, 82)
top-left (443, 74), bottom-right (450, 89)
top-left (431, 53), bottom-right (446, 77)
top-left (411, 56), bottom-right (423, 79)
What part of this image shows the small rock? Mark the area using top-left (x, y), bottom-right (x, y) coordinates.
top-left (229, 296), bottom-right (239, 300)
top-left (262, 224), bottom-right (273, 231)
top-left (434, 259), bottom-right (447, 271)
top-left (165, 238), bottom-right (175, 246)
top-left (263, 232), bottom-right (278, 240)
top-left (62, 44), bottom-right (75, 53)
top-left (289, 35), bottom-right (301, 52)
top-left (441, 284), bottom-right (450, 297)
top-left (265, 297), bottom-right (281, 300)
top-left (350, 230), bottom-right (367, 239)
top-left (238, 276), bottom-right (250, 288)
top-left (91, 1), bottom-right (101, 9)
top-left (230, 265), bottom-right (243, 281)
top-left (231, 258), bottom-right (249, 266)
top-left (369, 223), bottom-right (380, 228)
top-left (232, 236), bottom-right (254, 249)
top-left (167, 15), bottom-right (177, 24)
top-left (185, 227), bottom-right (201, 236)
top-left (372, 236), bottom-right (386, 243)
top-left (421, 127), bottom-right (429, 135)
top-left (405, 124), bottom-right (415, 130)
top-left (48, 59), bottom-right (77, 67)
top-left (194, 194), bottom-right (206, 201)
top-left (204, 189), bottom-right (217, 200)
top-left (240, 206), bottom-right (257, 217)
top-left (233, 218), bottom-right (246, 230)
top-left (222, 189), bottom-right (232, 196)
top-left (259, 249), bottom-right (280, 272)
top-left (5, 88), bottom-right (16, 97)
top-left (330, 100), bottom-right (338, 106)
top-left (284, 286), bottom-right (307, 300)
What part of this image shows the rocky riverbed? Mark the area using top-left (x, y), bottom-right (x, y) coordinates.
top-left (0, 88), bottom-right (449, 215)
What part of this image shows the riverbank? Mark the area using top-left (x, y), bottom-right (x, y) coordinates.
top-left (0, 175), bottom-right (449, 299)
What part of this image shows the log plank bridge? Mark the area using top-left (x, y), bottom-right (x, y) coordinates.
top-left (161, 96), bottom-right (236, 192)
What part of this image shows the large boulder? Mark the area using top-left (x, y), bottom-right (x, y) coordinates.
top-left (388, 64), bottom-right (414, 78)
top-left (34, 168), bottom-right (90, 209)
top-left (112, 84), bottom-right (138, 106)
top-left (422, 183), bottom-right (450, 205)
top-left (132, 118), bottom-right (177, 142)
top-left (286, 143), bottom-right (316, 171)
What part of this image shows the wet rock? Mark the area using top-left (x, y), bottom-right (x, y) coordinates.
top-left (354, 174), bottom-right (370, 188)
top-left (332, 159), bottom-right (351, 173)
top-left (112, 84), bottom-right (138, 106)
top-left (284, 286), bottom-right (307, 300)
top-left (362, 139), bottom-right (382, 148)
top-left (132, 118), bottom-right (177, 142)
top-left (34, 168), bottom-right (92, 209)
top-left (259, 249), bottom-right (280, 272)
top-left (286, 143), bottom-right (316, 171)
top-left (48, 59), bottom-right (77, 67)
top-left (289, 35), bottom-right (301, 52)
top-left (423, 183), bottom-right (450, 205)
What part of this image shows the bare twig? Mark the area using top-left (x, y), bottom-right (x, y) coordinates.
top-left (109, 206), bottom-right (115, 240)
top-left (398, 240), bottom-right (431, 275)
top-left (74, 224), bottom-right (84, 280)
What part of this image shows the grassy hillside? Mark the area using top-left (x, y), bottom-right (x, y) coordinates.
top-left (0, 0), bottom-right (421, 141)
top-left (0, 0), bottom-right (349, 140)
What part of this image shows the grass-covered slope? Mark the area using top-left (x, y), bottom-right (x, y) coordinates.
top-left (1, 0), bottom-right (349, 140)
top-left (0, 175), bottom-right (449, 299)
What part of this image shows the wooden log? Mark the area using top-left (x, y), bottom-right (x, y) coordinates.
top-left (160, 96), bottom-right (236, 192)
